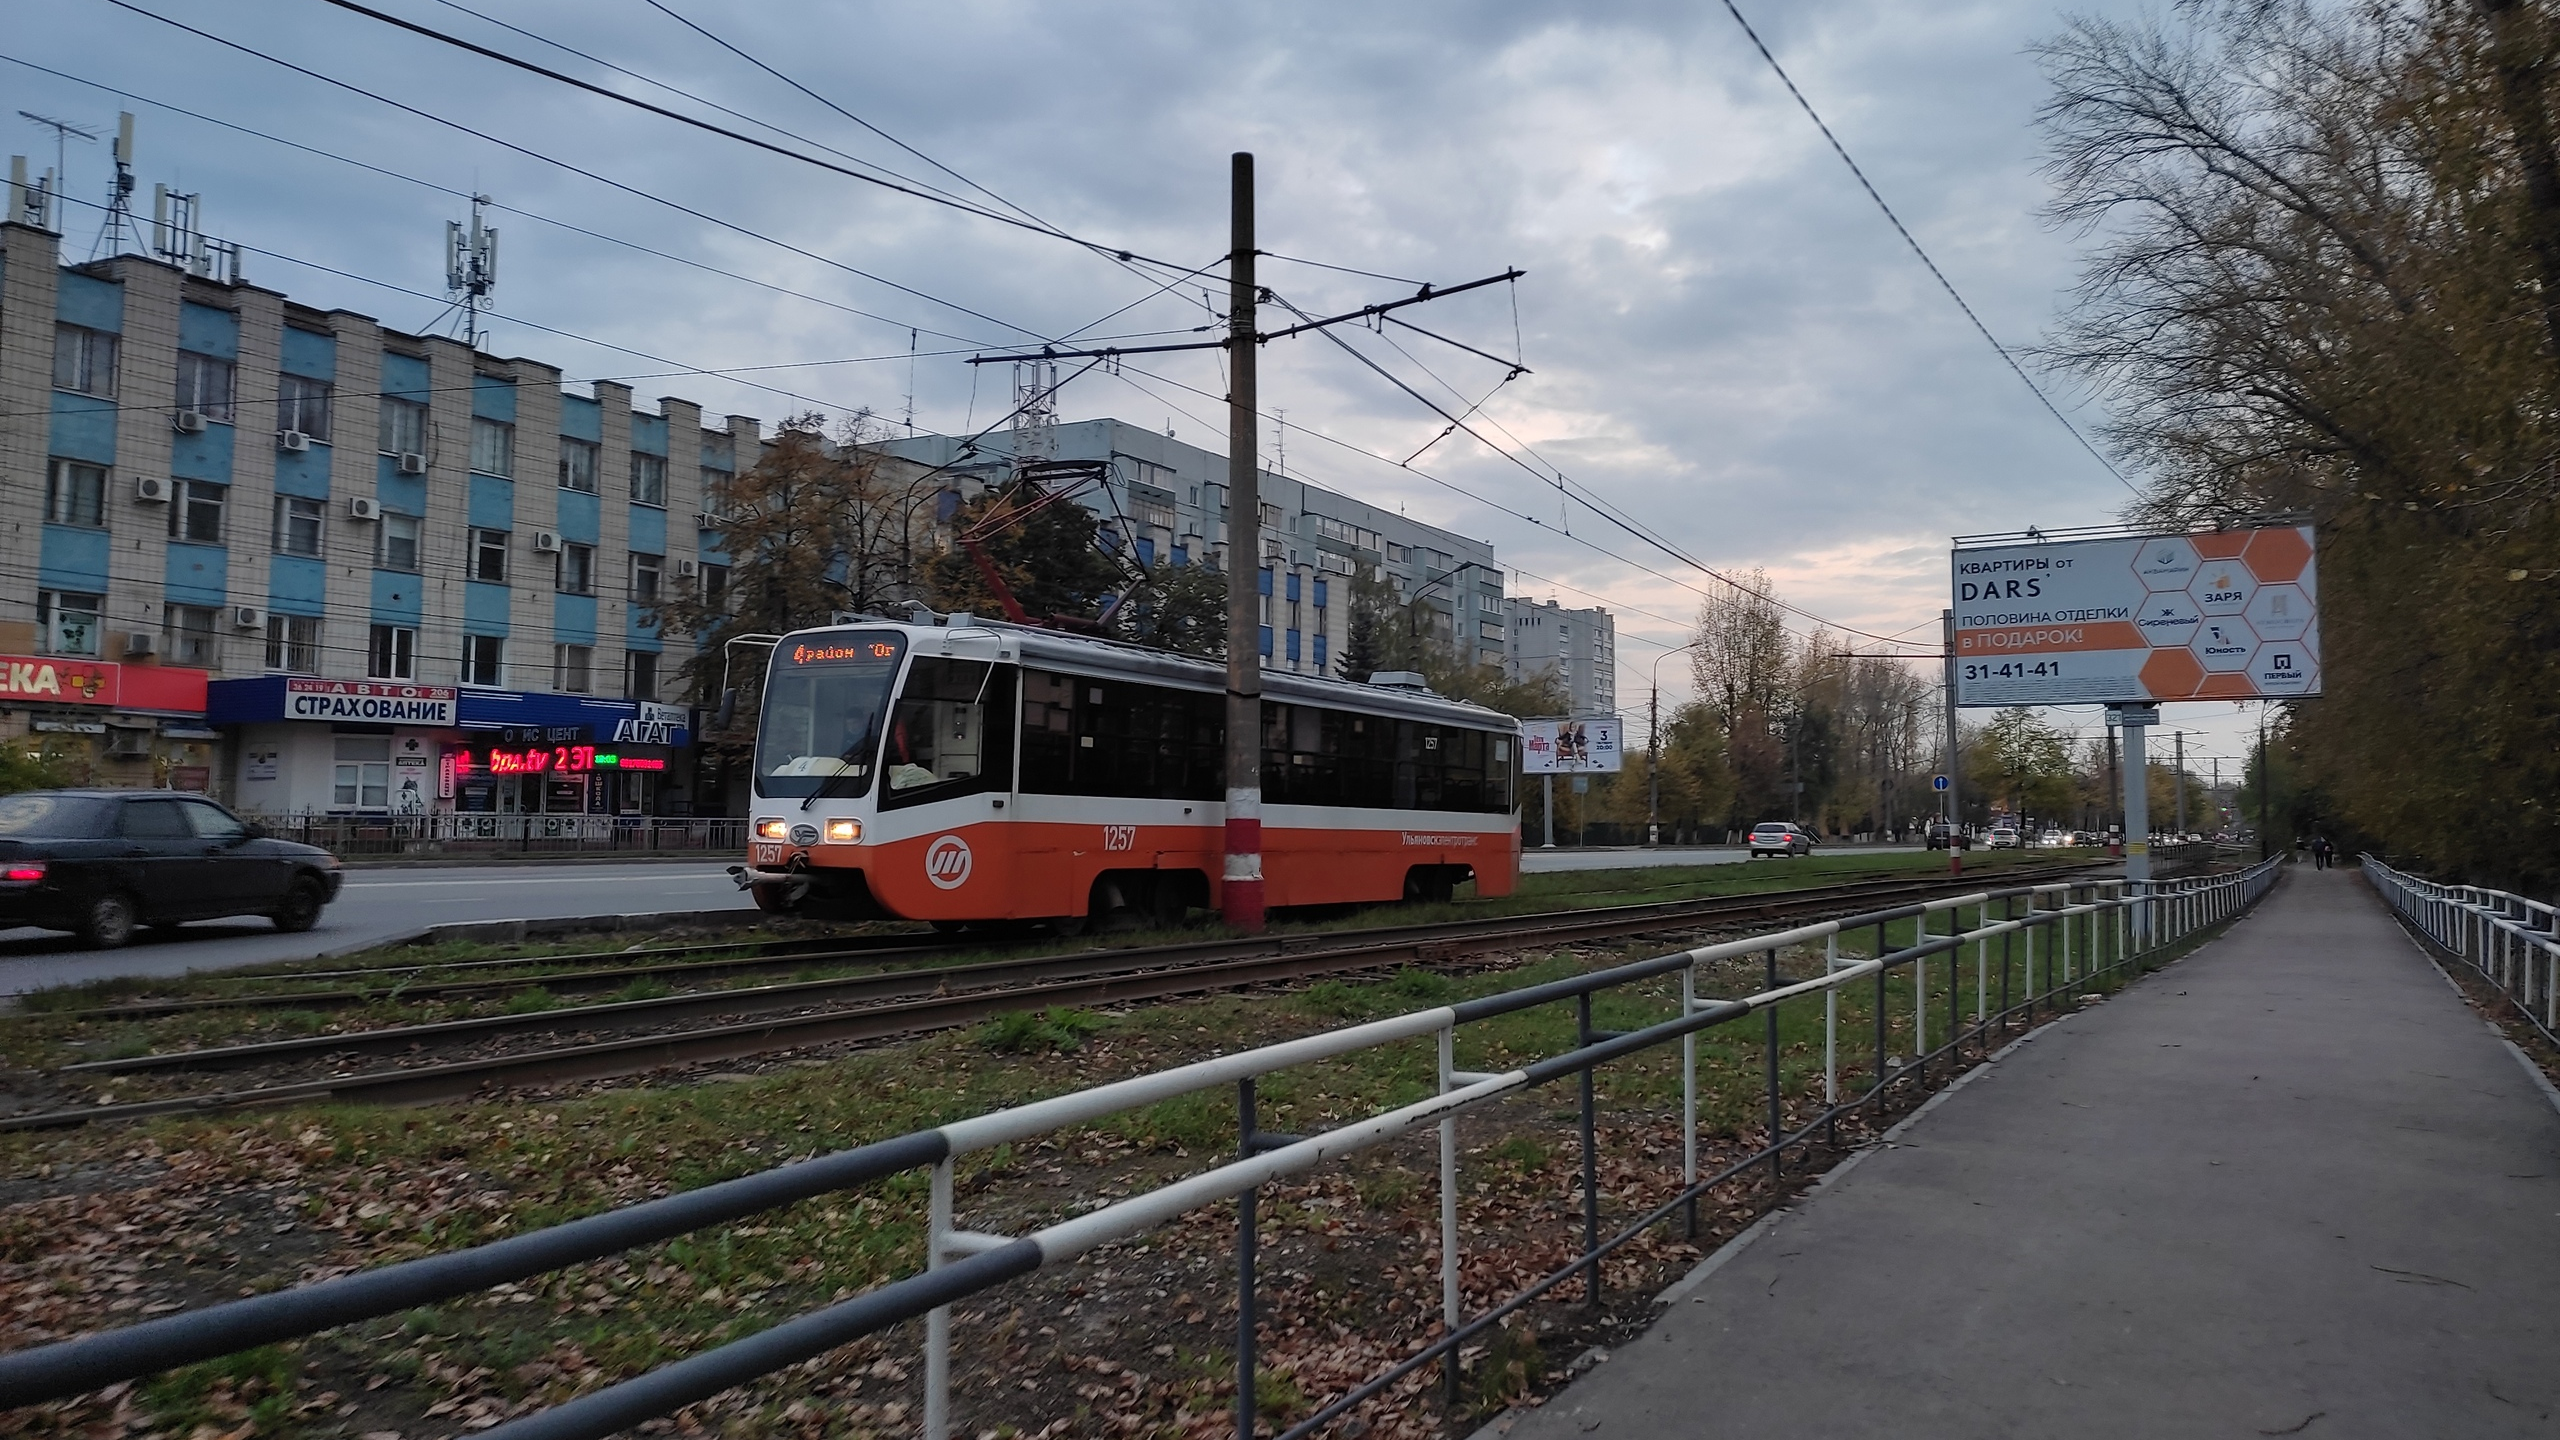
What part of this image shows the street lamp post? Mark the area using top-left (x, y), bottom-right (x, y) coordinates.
top-left (1645, 642), bottom-right (1702, 848)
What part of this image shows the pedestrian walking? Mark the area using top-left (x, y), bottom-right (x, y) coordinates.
top-left (2311, 835), bottom-right (2333, 870)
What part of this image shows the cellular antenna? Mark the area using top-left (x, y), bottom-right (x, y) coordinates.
top-left (1011, 356), bottom-right (1058, 473)
top-left (444, 193), bottom-right (499, 348)
top-left (91, 112), bottom-right (138, 260)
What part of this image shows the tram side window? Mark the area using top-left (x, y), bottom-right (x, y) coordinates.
top-left (1021, 668), bottom-right (1223, 800)
top-left (881, 659), bottom-right (1016, 809)
top-left (1259, 704), bottom-right (1512, 814)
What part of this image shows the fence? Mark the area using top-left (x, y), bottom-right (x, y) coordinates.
top-left (253, 812), bottom-right (747, 858)
top-left (2363, 855), bottom-right (2559, 1049)
top-left (0, 859), bottom-right (2283, 1437)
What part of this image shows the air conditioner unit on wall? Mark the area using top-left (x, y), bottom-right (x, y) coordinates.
top-left (125, 631), bottom-right (157, 658)
top-left (673, 558), bottom-right (698, 580)
top-left (133, 475), bottom-right (171, 504)
top-left (172, 410), bottom-right (207, 435)
top-left (531, 530), bottom-right (562, 554)
top-left (348, 496), bottom-right (382, 521)
top-left (278, 430), bottom-right (312, 453)
top-left (396, 452), bottom-right (427, 475)
top-left (233, 606), bottom-right (264, 630)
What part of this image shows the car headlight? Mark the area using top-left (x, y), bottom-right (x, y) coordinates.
top-left (755, 818), bottom-right (789, 841)
top-left (824, 818), bottom-right (862, 843)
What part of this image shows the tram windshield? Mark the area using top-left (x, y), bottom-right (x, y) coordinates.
top-left (754, 633), bottom-right (907, 799)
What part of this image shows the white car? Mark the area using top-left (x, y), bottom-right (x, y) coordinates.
top-left (2035, 830), bottom-right (2073, 848)
top-left (1748, 822), bottom-right (1815, 858)
top-left (1987, 826), bottom-right (2022, 849)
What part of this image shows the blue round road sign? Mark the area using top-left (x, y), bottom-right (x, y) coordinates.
top-left (1931, 774), bottom-right (1951, 792)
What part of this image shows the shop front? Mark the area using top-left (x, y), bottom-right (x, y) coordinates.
top-left (0, 654), bottom-right (214, 792)
top-left (208, 678), bottom-right (696, 820)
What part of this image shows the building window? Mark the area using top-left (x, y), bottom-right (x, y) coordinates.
top-left (168, 480), bottom-right (227, 544)
top-left (52, 324), bottom-right (117, 397)
top-left (379, 394), bottom-right (427, 455)
top-left (470, 527), bottom-right (509, 584)
top-left (557, 541), bottom-right (594, 595)
top-left (378, 512), bottom-right (421, 572)
top-left (629, 552), bottom-right (663, 604)
top-left (265, 613), bottom-right (320, 673)
top-left (333, 736), bottom-right (391, 810)
top-left (559, 437), bottom-right (599, 493)
top-left (174, 351), bottom-right (235, 422)
top-left (469, 417), bottom-right (514, 477)
top-left (368, 624), bottom-right (416, 680)
top-left (164, 605), bottom-right (219, 668)
top-left (273, 495), bottom-right (324, 557)
top-left (701, 562), bottom-right (729, 608)
top-left (44, 458), bottom-right (107, 527)
top-left (625, 650), bottom-right (658, 702)
top-left (701, 468), bottom-right (732, 516)
top-left (631, 451), bottom-right (666, 506)
top-left (38, 591), bottom-right (102, 656)
top-left (277, 373), bottom-right (333, 442)
top-left (553, 643), bottom-right (593, 694)
top-left (461, 634), bottom-right (505, 687)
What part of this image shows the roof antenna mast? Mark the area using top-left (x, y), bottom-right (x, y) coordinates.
top-left (445, 193), bottom-right (499, 349)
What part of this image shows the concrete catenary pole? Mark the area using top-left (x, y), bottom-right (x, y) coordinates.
top-left (1941, 608), bottom-right (1961, 875)
top-left (2174, 729), bottom-right (2186, 840)
top-left (1222, 152), bottom-right (1265, 932)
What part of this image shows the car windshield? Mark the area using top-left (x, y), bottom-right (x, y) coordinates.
top-left (754, 632), bottom-right (907, 799)
top-left (0, 794), bottom-right (107, 838)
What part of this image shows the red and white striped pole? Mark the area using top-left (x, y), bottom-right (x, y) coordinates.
top-left (1221, 152), bottom-right (1265, 932)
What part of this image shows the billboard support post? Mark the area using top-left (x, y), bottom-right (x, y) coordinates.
top-left (1542, 773), bottom-right (1554, 850)
top-left (2111, 702), bottom-right (2158, 944)
top-left (1941, 609), bottom-right (1961, 875)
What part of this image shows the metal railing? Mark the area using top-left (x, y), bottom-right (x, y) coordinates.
top-left (0, 859), bottom-right (2282, 1438)
top-left (2363, 855), bottom-right (2559, 1049)
top-left (253, 812), bottom-right (747, 857)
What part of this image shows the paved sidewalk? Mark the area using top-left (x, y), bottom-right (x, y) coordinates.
top-left (1502, 866), bottom-right (2560, 1439)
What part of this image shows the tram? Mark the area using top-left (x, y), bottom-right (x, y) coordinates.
top-left (733, 617), bottom-right (1522, 926)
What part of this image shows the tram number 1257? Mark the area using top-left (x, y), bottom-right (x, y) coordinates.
top-left (1102, 825), bottom-right (1138, 852)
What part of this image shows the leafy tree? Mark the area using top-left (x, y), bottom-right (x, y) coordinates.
top-left (0, 742), bottom-right (74, 796)
top-left (926, 478), bottom-right (1129, 626)
top-left (1334, 588), bottom-right (1386, 682)
top-left (1969, 707), bottom-right (2077, 823)
top-left (1114, 560), bottom-right (1227, 658)
top-left (2036, 1), bottom-right (2560, 887)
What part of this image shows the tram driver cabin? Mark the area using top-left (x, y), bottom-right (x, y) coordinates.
top-left (737, 621), bottom-right (1522, 928)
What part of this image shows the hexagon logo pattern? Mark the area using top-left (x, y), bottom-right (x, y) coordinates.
top-left (2190, 560), bottom-right (2253, 617)
top-left (2140, 647), bottom-right (2205, 700)
top-left (2244, 584), bottom-right (2312, 643)
top-left (2132, 536), bottom-right (2201, 592)
top-left (2135, 593), bottom-right (2203, 648)
top-left (2195, 622), bottom-right (2255, 673)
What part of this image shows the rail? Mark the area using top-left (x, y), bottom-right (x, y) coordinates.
top-left (2362, 855), bottom-right (2559, 1049)
top-left (0, 860), bottom-right (2283, 1436)
top-left (250, 812), bottom-right (746, 857)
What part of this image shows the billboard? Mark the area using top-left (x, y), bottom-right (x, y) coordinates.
top-left (1522, 717), bottom-right (1623, 773)
top-left (1951, 525), bottom-right (2318, 707)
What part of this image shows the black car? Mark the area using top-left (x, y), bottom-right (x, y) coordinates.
top-left (0, 790), bottom-right (344, 948)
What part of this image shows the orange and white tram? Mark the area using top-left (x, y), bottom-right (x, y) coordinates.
top-left (734, 618), bottom-right (1522, 926)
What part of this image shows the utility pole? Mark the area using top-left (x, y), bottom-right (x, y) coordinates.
top-left (1221, 153), bottom-right (1265, 934)
top-left (2174, 729), bottom-right (2186, 841)
top-left (2105, 721), bottom-right (2120, 845)
top-left (2211, 756), bottom-right (2221, 833)
top-left (2256, 702), bottom-right (2270, 862)
top-left (1646, 682), bottom-right (1660, 847)
top-left (1940, 609), bottom-right (1961, 875)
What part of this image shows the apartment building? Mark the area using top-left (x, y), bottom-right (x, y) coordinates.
top-left (880, 417), bottom-right (1509, 676)
top-left (1504, 597), bottom-right (1618, 717)
top-left (0, 219), bottom-right (755, 817)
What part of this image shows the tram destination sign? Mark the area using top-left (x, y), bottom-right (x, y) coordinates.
top-left (1950, 525), bottom-right (2318, 707)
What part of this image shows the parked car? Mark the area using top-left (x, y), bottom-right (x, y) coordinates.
top-left (0, 790), bottom-right (344, 948)
top-left (1748, 822), bottom-right (1815, 858)
top-left (1925, 820), bottom-right (1957, 850)
top-left (2035, 829), bottom-right (2074, 848)
top-left (1987, 825), bottom-right (2022, 850)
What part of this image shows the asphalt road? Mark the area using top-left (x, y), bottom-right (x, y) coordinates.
top-left (1519, 844), bottom-right (1921, 872)
top-left (0, 844), bottom-right (1923, 997)
top-left (0, 863), bottom-right (753, 997)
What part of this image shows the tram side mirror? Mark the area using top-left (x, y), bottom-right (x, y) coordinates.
top-left (717, 688), bottom-right (738, 731)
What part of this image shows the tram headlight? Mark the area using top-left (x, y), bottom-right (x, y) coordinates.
top-left (755, 817), bottom-right (789, 841)
top-left (824, 818), bottom-right (863, 843)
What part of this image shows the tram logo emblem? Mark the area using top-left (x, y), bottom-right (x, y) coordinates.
top-left (924, 834), bottom-right (974, 889)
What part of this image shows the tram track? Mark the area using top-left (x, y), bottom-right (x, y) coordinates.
top-left (6, 862), bottom-right (2115, 1131)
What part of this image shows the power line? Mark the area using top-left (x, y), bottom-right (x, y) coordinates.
top-left (1715, 0), bottom-right (2139, 496)
top-left (308, 0), bottom-right (1198, 275)
top-left (91, 1), bottom-right (1061, 341)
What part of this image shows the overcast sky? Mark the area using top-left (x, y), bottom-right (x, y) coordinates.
top-left (6, 0), bottom-right (2274, 783)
